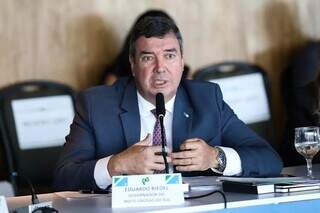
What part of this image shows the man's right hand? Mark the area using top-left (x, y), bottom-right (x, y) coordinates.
top-left (107, 134), bottom-right (170, 176)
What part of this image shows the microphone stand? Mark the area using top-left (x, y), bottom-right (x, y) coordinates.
top-left (159, 114), bottom-right (169, 173)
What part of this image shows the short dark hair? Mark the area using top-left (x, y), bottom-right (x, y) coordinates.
top-left (129, 16), bottom-right (183, 58)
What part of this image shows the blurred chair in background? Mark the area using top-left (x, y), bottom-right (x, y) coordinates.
top-left (281, 41), bottom-right (320, 166)
top-left (0, 137), bottom-right (14, 196)
top-left (0, 80), bottom-right (75, 195)
top-left (193, 62), bottom-right (275, 149)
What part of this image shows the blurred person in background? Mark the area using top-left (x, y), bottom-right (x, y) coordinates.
top-left (281, 41), bottom-right (320, 166)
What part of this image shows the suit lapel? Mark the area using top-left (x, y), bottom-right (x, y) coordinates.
top-left (120, 80), bottom-right (141, 147)
top-left (172, 86), bottom-right (193, 152)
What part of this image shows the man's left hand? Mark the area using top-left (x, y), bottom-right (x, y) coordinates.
top-left (171, 138), bottom-right (219, 171)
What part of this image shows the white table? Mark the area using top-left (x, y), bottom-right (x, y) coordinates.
top-left (6, 165), bottom-right (320, 212)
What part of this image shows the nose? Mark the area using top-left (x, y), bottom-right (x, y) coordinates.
top-left (155, 56), bottom-right (166, 73)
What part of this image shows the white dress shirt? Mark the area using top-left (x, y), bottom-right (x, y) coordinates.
top-left (94, 92), bottom-right (242, 189)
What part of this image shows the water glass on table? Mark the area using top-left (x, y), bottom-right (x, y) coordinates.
top-left (294, 126), bottom-right (320, 179)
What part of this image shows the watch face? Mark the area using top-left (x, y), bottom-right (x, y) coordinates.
top-left (216, 147), bottom-right (226, 172)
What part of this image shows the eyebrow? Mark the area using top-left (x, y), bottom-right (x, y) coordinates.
top-left (164, 48), bottom-right (177, 53)
top-left (140, 51), bottom-right (153, 55)
top-left (139, 48), bottom-right (178, 56)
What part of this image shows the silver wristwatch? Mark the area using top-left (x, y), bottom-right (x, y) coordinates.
top-left (215, 147), bottom-right (226, 173)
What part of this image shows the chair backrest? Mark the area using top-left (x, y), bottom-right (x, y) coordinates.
top-left (0, 80), bottom-right (76, 195)
top-left (193, 62), bottom-right (275, 148)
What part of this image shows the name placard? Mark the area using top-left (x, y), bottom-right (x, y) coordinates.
top-left (112, 173), bottom-right (184, 208)
top-left (0, 196), bottom-right (9, 213)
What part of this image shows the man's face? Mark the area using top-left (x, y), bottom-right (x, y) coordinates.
top-left (130, 33), bottom-right (184, 104)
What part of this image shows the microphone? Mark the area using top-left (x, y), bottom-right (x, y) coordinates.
top-left (155, 93), bottom-right (169, 173)
top-left (13, 174), bottom-right (58, 213)
top-left (11, 173), bottom-right (39, 204)
top-left (156, 93), bottom-right (166, 117)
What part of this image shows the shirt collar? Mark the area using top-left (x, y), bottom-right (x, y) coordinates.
top-left (137, 91), bottom-right (175, 116)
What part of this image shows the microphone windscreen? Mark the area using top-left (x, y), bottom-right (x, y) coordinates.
top-left (156, 93), bottom-right (166, 117)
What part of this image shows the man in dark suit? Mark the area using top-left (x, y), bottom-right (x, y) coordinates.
top-left (54, 16), bottom-right (283, 191)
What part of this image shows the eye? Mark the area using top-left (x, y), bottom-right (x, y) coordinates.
top-left (165, 53), bottom-right (176, 60)
top-left (141, 55), bottom-right (154, 62)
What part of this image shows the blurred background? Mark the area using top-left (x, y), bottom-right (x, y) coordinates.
top-left (1, 0), bottom-right (320, 195)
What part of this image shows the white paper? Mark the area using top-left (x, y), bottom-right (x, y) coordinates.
top-left (210, 73), bottom-right (270, 124)
top-left (0, 196), bottom-right (9, 213)
top-left (11, 95), bottom-right (74, 150)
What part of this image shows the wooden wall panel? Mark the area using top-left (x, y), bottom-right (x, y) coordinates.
top-left (1, 0), bottom-right (320, 144)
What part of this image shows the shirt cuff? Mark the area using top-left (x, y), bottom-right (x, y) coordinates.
top-left (94, 156), bottom-right (113, 189)
top-left (211, 146), bottom-right (242, 176)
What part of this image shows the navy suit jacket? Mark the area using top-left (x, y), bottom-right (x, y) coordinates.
top-left (54, 78), bottom-right (283, 191)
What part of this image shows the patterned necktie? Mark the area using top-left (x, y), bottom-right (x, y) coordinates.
top-left (151, 109), bottom-right (167, 173)
top-left (151, 109), bottom-right (167, 146)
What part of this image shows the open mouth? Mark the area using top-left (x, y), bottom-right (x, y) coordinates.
top-left (153, 79), bottom-right (167, 87)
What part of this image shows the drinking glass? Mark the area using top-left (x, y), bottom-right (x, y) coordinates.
top-left (294, 126), bottom-right (320, 178)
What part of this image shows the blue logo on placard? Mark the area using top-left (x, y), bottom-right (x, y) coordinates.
top-left (114, 177), bottom-right (128, 187)
top-left (165, 175), bottom-right (180, 184)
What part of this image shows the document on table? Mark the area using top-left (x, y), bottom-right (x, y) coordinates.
top-left (182, 176), bottom-right (222, 197)
top-left (217, 176), bottom-right (304, 184)
top-left (183, 176), bottom-right (221, 187)
top-left (218, 176), bottom-right (309, 194)
top-left (54, 191), bottom-right (108, 200)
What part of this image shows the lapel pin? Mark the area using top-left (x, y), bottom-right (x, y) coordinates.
top-left (183, 112), bottom-right (189, 118)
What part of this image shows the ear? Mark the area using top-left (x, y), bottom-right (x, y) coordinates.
top-left (129, 56), bottom-right (135, 77)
